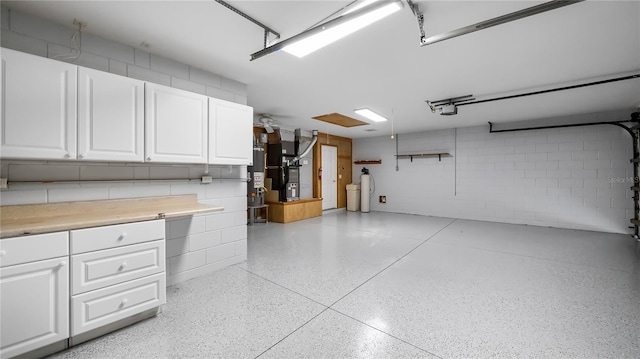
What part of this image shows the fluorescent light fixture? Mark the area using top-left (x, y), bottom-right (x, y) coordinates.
top-left (250, 0), bottom-right (403, 61)
top-left (283, 1), bottom-right (401, 58)
top-left (343, 0), bottom-right (378, 15)
top-left (355, 108), bottom-right (388, 122)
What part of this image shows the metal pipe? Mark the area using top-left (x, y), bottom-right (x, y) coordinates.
top-left (458, 74), bottom-right (640, 107)
top-left (292, 130), bottom-right (318, 163)
top-left (421, 0), bottom-right (584, 46)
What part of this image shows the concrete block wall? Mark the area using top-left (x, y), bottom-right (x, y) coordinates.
top-left (353, 111), bottom-right (635, 234)
top-left (0, 6), bottom-right (247, 104)
top-left (0, 6), bottom-right (249, 284)
top-left (0, 162), bottom-right (248, 285)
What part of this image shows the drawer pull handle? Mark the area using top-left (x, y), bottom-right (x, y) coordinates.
top-left (0, 250), bottom-right (6, 257)
top-left (118, 233), bottom-right (128, 241)
top-left (120, 299), bottom-right (128, 308)
top-left (119, 262), bottom-right (128, 270)
top-left (60, 261), bottom-right (67, 267)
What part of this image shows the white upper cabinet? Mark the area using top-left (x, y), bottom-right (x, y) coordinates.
top-left (78, 68), bottom-right (144, 162)
top-left (1, 48), bottom-right (77, 160)
top-left (208, 97), bottom-right (253, 165)
top-left (145, 83), bottom-right (208, 164)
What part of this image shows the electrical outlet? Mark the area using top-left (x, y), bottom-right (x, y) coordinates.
top-left (0, 178), bottom-right (7, 189)
top-left (201, 176), bottom-right (213, 184)
top-left (379, 195), bottom-right (386, 203)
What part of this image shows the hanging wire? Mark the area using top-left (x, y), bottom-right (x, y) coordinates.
top-left (53, 21), bottom-right (84, 61)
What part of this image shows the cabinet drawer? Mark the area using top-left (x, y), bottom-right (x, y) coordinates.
top-left (0, 232), bottom-right (69, 268)
top-left (71, 220), bottom-right (164, 254)
top-left (71, 273), bottom-right (165, 336)
top-left (72, 240), bottom-right (165, 295)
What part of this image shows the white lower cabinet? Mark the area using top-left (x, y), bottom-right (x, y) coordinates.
top-left (0, 232), bottom-right (70, 359)
top-left (0, 220), bottom-right (166, 358)
top-left (70, 220), bottom-right (166, 337)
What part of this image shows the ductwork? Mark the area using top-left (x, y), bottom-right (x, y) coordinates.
top-left (293, 130), bottom-right (318, 162)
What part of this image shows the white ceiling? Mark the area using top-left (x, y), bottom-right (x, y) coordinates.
top-left (5, 0), bottom-right (640, 138)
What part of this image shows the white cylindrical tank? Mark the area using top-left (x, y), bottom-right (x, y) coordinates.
top-left (360, 174), bottom-right (370, 213)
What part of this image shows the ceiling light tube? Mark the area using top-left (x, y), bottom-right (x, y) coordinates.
top-left (250, 0), bottom-right (403, 61)
top-left (355, 108), bottom-right (388, 122)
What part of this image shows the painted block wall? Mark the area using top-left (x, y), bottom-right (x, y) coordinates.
top-left (0, 162), bottom-right (248, 286)
top-left (0, 7), bottom-right (249, 284)
top-left (0, 6), bottom-right (248, 104)
top-left (353, 112), bottom-right (635, 234)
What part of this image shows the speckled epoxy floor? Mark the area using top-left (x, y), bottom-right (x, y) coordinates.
top-left (48, 211), bottom-right (640, 359)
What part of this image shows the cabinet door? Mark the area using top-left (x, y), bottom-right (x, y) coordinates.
top-left (208, 98), bottom-right (253, 165)
top-left (0, 257), bottom-right (69, 358)
top-left (0, 48), bottom-right (77, 160)
top-left (145, 83), bottom-right (208, 164)
top-left (78, 67), bottom-right (144, 162)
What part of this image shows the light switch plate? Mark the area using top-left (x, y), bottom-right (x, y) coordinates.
top-left (0, 178), bottom-right (7, 189)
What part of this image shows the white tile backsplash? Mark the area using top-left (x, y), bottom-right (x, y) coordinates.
top-left (149, 166), bottom-right (189, 180)
top-left (9, 163), bottom-right (80, 181)
top-left (48, 187), bottom-right (109, 203)
top-left (108, 185), bottom-right (171, 199)
top-left (170, 183), bottom-right (206, 200)
top-left (80, 165), bottom-right (135, 181)
top-left (0, 189), bottom-right (48, 205)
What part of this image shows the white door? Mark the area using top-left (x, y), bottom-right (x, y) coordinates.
top-left (321, 145), bottom-right (337, 210)
top-left (78, 67), bottom-right (144, 162)
top-left (208, 97), bottom-right (253, 165)
top-left (145, 83), bottom-right (208, 164)
top-left (0, 48), bottom-right (77, 160)
top-left (0, 257), bottom-right (69, 358)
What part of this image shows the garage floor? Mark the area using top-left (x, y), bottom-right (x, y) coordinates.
top-left (50, 211), bottom-right (640, 358)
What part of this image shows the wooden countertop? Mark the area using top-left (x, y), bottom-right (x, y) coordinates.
top-left (0, 195), bottom-right (223, 238)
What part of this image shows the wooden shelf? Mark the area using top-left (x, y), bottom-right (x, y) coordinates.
top-left (631, 219), bottom-right (640, 226)
top-left (396, 152), bottom-right (450, 162)
top-left (632, 186), bottom-right (640, 191)
top-left (354, 160), bottom-right (382, 165)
